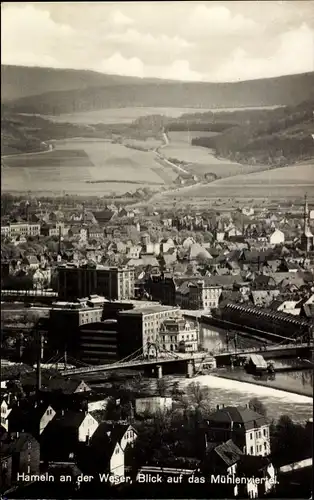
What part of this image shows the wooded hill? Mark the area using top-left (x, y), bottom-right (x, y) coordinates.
top-left (1, 65), bottom-right (160, 101)
top-left (191, 99), bottom-right (314, 166)
top-left (2, 65), bottom-right (314, 113)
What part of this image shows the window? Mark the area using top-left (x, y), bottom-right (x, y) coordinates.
top-left (250, 433), bottom-right (253, 440)
top-left (250, 447), bottom-right (254, 455)
top-left (264, 442), bottom-right (267, 450)
top-left (27, 442), bottom-right (32, 450)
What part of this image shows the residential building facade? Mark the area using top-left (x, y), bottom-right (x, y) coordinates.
top-left (159, 317), bottom-right (198, 352)
top-left (205, 405), bottom-right (271, 456)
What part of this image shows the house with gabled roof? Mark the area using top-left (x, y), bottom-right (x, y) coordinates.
top-left (0, 397), bottom-right (12, 432)
top-left (41, 410), bottom-right (99, 461)
top-left (204, 438), bottom-right (242, 477)
top-left (204, 405), bottom-right (270, 457)
top-left (22, 255), bottom-right (40, 270)
top-left (78, 422), bottom-right (137, 479)
top-left (7, 401), bottom-right (56, 438)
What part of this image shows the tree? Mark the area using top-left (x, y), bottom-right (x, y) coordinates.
top-left (184, 382), bottom-right (211, 415)
top-left (171, 380), bottom-right (184, 399)
top-left (248, 397), bottom-right (267, 416)
top-left (156, 378), bottom-right (167, 397)
top-left (270, 415), bottom-right (313, 465)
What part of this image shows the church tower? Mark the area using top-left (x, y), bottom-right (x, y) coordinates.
top-left (301, 195), bottom-right (313, 253)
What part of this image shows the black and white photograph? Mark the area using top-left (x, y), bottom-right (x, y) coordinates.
top-left (1, 1), bottom-right (313, 498)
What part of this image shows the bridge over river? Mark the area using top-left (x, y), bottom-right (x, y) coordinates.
top-left (60, 342), bottom-right (313, 378)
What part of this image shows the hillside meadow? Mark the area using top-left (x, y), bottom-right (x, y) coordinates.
top-left (157, 161), bottom-right (314, 201)
top-left (164, 131), bottom-right (269, 178)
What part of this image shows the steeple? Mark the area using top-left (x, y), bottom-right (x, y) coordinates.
top-left (58, 226), bottom-right (62, 255)
top-left (25, 200), bottom-right (30, 223)
top-left (301, 193), bottom-right (313, 253)
top-left (304, 194), bottom-right (309, 233)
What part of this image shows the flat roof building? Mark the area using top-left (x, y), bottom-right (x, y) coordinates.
top-left (57, 265), bottom-right (135, 302)
top-left (117, 305), bottom-right (181, 358)
top-left (48, 297), bottom-right (105, 356)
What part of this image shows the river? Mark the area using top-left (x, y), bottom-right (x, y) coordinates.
top-left (79, 322), bottom-right (313, 423)
top-left (179, 373), bottom-right (312, 423)
top-left (186, 322), bottom-right (313, 422)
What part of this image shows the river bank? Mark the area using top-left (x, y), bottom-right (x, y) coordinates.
top-left (89, 368), bottom-right (313, 423)
top-left (212, 368), bottom-right (313, 398)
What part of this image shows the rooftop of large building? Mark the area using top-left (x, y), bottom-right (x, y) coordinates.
top-left (58, 264), bottom-right (134, 271)
top-left (222, 301), bottom-right (310, 326)
top-left (51, 298), bottom-right (105, 310)
top-left (118, 305), bottom-right (180, 316)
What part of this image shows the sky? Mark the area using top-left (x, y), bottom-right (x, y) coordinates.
top-left (1, 1), bottom-right (314, 82)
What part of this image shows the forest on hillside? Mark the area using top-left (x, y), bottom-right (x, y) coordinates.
top-left (3, 70), bottom-right (314, 114)
top-left (190, 100), bottom-right (314, 166)
top-left (2, 100), bottom-right (313, 166)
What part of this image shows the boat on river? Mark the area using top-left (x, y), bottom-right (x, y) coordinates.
top-left (243, 354), bottom-right (275, 375)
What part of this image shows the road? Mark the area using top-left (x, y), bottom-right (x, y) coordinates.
top-left (153, 131), bottom-right (190, 175)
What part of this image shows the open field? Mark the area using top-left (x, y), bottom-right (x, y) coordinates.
top-left (164, 131), bottom-right (269, 178)
top-left (154, 161), bottom-right (314, 202)
top-left (1, 138), bottom-right (178, 195)
top-left (2, 148), bottom-right (94, 168)
top-left (122, 138), bottom-right (163, 151)
top-left (208, 161), bottom-right (314, 187)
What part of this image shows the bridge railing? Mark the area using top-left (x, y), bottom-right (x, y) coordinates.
top-left (1, 289), bottom-right (57, 297)
top-left (213, 342), bottom-right (312, 357)
top-left (61, 342), bottom-right (313, 376)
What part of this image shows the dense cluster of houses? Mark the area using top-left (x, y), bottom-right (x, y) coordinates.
top-left (1, 197), bottom-right (313, 498)
top-left (1, 367), bottom-right (280, 498)
top-left (1, 199), bottom-right (313, 307)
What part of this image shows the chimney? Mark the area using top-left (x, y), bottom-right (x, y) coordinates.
top-left (36, 331), bottom-right (42, 394)
top-left (25, 201), bottom-right (30, 223)
top-left (58, 226), bottom-right (62, 254)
